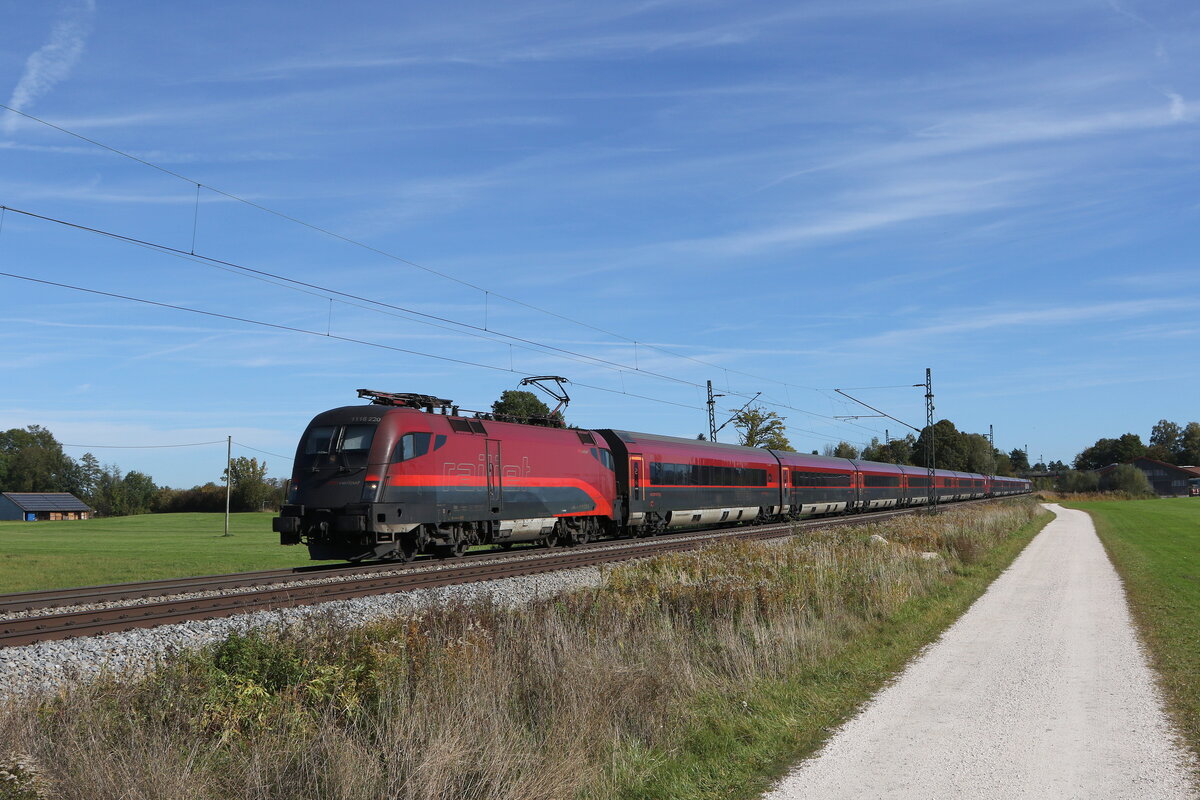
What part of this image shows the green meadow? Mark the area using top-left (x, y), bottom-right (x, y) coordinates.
top-left (0, 513), bottom-right (336, 593)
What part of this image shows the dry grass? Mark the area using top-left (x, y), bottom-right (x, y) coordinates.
top-left (0, 500), bottom-right (1042, 800)
top-left (1037, 490), bottom-right (1151, 502)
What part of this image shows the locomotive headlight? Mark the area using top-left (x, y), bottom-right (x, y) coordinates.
top-left (285, 481), bottom-right (299, 503)
top-left (361, 480), bottom-right (380, 501)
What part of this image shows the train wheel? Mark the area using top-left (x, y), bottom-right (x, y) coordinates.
top-left (397, 533), bottom-right (419, 562)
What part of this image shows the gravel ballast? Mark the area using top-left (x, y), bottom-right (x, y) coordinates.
top-left (0, 523), bottom-right (809, 701)
top-left (763, 504), bottom-right (1197, 800)
top-left (0, 566), bottom-right (602, 700)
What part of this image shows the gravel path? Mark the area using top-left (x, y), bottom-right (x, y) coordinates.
top-left (764, 503), bottom-right (1197, 800)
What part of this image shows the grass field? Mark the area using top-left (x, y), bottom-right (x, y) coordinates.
top-left (1065, 498), bottom-right (1200, 762)
top-left (0, 513), bottom-right (337, 593)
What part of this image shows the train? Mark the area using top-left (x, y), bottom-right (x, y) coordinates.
top-left (273, 390), bottom-right (1032, 562)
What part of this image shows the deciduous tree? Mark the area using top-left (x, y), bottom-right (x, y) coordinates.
top-left (1179, 422), bottom-right (1200, 466)
top-left (732, 407), bottom-right (791, 451)
top-left (491, 390), bottom-right (561, 425)
top-left (1148, 419), bottom-right (1183, 462)
top-left (823, 441), bottom-right (859, 459)
top-left (224, 456), bottom-right (275, 512)
top-left (0, 426), bottom-right (76, 493)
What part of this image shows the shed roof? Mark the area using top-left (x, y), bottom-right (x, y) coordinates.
top-left (2, 493), bottom-right (93, 512)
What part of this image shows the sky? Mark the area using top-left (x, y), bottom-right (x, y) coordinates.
top-left (1, 0), bottom-right (1198, 488)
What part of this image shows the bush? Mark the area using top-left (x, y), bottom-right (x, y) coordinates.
top-left (1056, 470), bottom-right (1100, 493)
top-left (1100, 464), bottom-right (1155, 496)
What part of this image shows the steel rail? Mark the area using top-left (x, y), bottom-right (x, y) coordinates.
top-left (0, 497), bottom-right (1019, 647)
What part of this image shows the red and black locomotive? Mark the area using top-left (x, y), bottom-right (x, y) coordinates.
top-left (273, 390), bottom-right (1031, 562)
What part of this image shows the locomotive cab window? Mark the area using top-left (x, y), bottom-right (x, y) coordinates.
top-left (302, 424), bottom-right (372, 455)
top-left (304, 426), bottom-right (338, 455)
top-left (301, 423), bottom-right (377, 469)
top-left (341, 425), bottom-right (376, 451)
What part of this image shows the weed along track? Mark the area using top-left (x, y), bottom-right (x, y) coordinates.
top-left (0, 499), bottom-right (1015, 648)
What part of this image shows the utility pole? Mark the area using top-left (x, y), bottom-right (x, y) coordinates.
top-left (223, 435), bottom-right (232, 537)
top-left (988, 424), bottom-right (995, 477)
top-left (925, 368), bottom-right (936, 511)
top-left (706, 380), bottom-right (725, 441)
top-left (885, 428), bottom-right (890, 444)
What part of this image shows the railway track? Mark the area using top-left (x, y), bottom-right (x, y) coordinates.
top-left (0, 499), bottom-right (1013, 648)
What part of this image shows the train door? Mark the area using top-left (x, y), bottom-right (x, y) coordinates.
top-left (485, 439), bottom-right (502, 514)
top-left (781, 467), bottom-right (791, 511)
top-left (629, 455), bottom-right (644, 506)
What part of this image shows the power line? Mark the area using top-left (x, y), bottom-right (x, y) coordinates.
top-left (0, 267), bottom-right (871, 446)
top-left (0, 268), bottom-right (703, 411)
top-left (0, 204), bottom-right (878, 435)
top-left (0, 205), bottom-right (748, 398)
top-left (233, 441), bottom-right (294, 461)
top-left (0, 102), bottom-right (829, 397)
top-left (60, 440), bottom-right (226, 449)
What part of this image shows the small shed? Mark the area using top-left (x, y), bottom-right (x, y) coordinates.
top-left (0, 493), bottom-right (94, 521)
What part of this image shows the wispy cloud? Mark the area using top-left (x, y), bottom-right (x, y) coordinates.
top-left (4, 0), bottom-right (96, 133)
top-left (845, 297), bottom-right (1200, 350)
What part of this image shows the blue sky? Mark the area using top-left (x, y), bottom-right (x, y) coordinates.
top-left (1, 0), bottom-right (1198, 487)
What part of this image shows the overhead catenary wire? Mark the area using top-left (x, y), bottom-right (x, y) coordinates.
top-left (0, 269), bottom-right (867, 446)
top-left (0, 102), bottom-right (829, 397)
top-left (0, 204), bottom-right (881, 436)
top-left (0, 269), bottom-right (702, 411)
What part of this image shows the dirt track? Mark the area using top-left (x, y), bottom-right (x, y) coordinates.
top-left (764, 503), bottom-right (1197, 800)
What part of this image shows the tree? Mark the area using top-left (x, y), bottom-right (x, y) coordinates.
top-left (960, 433), bottom-right (994, 474)
top-left (1179, 422), bottom-right (1200, 466)
top-left (913, 420), bottom-right (968, 471)
top-left (1057, 469), bottom-right (1100, 493)
top-left (122, 471), bottom-right (159, 514)
top-left (859, 437), bottom-right (888, 463)
top-left (224, 456), bottom-right (275, 512)
top-left (0, 426), bottom-right (77, 493)
top-left (861, 434), bottom-right (917, 465)
top-left (491, 390), bottom-right (561, 425)
top-left (732, 406), bottom-right (791, 450)
top-left (1100, 464), bottom-right (1154, 496)
top-left (1008, 448), bottom-right (1030, 472)
top-left (74, 453), bottom-right (102, 503)
top-left (823, 441), bottom-right (859, 459)
top-left (91, 465), bottom-right (158, 517)
top-left (1148, 419), bottom-right (1183, 463)
top-left (1074, 433), bottom-right (1146, 471)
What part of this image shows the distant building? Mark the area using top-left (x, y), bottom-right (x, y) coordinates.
top-left (0, 493), bottom-right (94, 521)
top-left (1095, 458), bottom-right (1200, 497)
